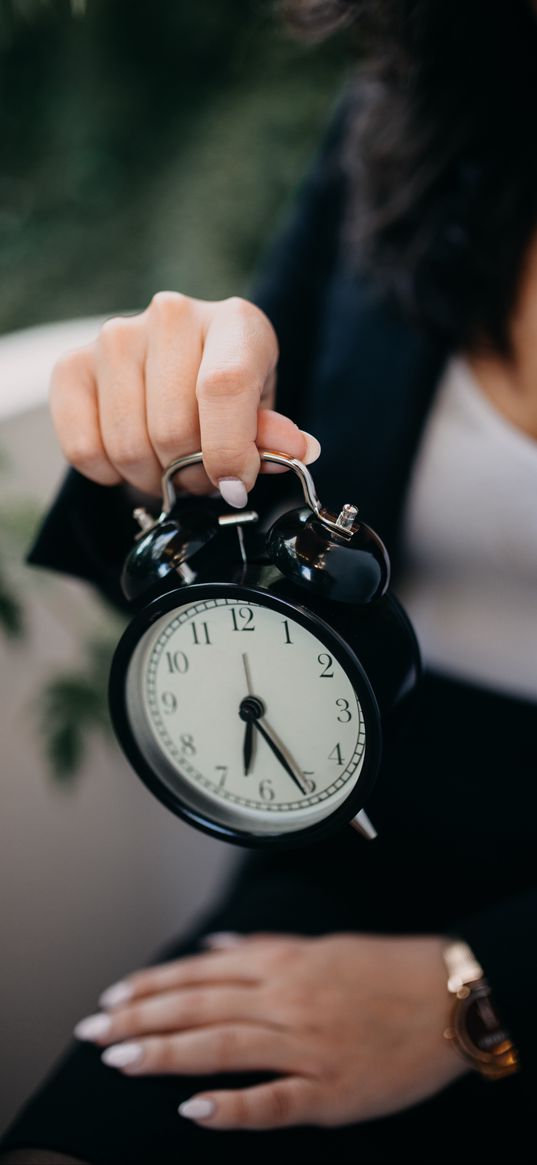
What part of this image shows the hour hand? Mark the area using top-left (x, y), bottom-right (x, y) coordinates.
top-left (243, 719), bottom-right (254, 776)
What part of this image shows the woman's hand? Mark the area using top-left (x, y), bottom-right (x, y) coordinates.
top-left (49, 292), bottom-right (320, 503)
top-left (74, 933), bottom-right (466, 1131)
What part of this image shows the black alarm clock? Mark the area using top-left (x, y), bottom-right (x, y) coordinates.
top-left (109, 450), bottom-right (421, 848)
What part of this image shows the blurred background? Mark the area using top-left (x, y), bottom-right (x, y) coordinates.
top-left (0, 0), bottom-right (349, 1135)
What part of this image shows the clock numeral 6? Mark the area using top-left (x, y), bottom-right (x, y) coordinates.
top-left (165, 650), bottom-right (189, 674)
top-left (336, 697), bottom-right (352, 723)
top-left (259, 778), bottom-right (275, 802)
top-left (318, 652), bottom-right (334, 678)
top-left (230, 606), bottom-right (255, 632)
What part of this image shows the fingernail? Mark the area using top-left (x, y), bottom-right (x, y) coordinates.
top-left (218, 478), bottom-right (248, 508)
top-left (179, 1096), bottom-right (216, 1121)
top-left (300, 430), bottom-right (321, 465)
top-left (101, 1042), bottom-right (143, 1069)
top-left (99, 980), bottom-right (133, 1010)
top-left (201, 931), bottom-right (244, 949)
top-left (74, 1013), bottom-right (111, 1042)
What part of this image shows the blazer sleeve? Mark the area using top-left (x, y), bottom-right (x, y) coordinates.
top-left (455, 890), bottom-right (537, 1088)
top-left (25, 92), bottom-right (350, 610)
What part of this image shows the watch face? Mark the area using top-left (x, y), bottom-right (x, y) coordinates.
top-left (110, 584), bottom-right (380, 845)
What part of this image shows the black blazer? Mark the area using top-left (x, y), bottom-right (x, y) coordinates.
top-left (27, 96), bottom-right (537, 1087)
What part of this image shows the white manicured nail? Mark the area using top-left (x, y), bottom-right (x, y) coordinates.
top-left (202, 931), bottom-right (244, 949)
top-left (300, 430), bottom-right (321, 464)
top-left (179, 1097), bottom-right (216, 1120)
top-left (218, 478), bottom-right (248, 508)
top-left (101, 1042), bottom-right (143, 1068)
top-left (74, 1013), bottom-right (111, 1041)
top-left (99, 980), bottom-right (133, 1010)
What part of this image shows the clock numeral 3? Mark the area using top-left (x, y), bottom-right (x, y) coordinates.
top-left (328, 742), bottom-right (344, 765)
top-left (231, 607), bottom-right (255, 632)
top-left (318, 652), bottom-right (334, 678)
top-left (161, 691), bottom-right (177, 714)
top-left (165, 650), bottom-right (189, 674)
top-left (191, 621), bottom-right (211, 645)
top-left (336, 698), bottom-right (352, 723)
top-left (258, 778), bottom-right (275, 802)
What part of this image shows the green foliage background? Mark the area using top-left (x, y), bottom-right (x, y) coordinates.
top-left (0, 0), bottom-right (349, 332)
top-left (0, 1), bottom-right (350, 778)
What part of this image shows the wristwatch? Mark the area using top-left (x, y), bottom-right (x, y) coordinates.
top-left (442, 939), bottom-right (520, 1080)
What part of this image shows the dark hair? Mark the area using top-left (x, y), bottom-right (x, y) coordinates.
top-left (284, 0), bottom-right (537, 355)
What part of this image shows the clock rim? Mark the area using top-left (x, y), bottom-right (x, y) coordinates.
top-left (109, 581), bottom-right (382, 849)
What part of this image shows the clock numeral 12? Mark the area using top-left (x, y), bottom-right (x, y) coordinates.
top-left (230, 607), bottom-right (255, 632)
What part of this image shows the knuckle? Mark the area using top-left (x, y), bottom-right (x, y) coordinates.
top-left (268, 1084), bottom-right (293, 1125)
top-left (196, 363), bottom-right (252, 401)
top-left (62, 436), bottom-right (101, 471)
top-left (148, 422), bottom-right (183, 459)
top-left (99, 315), bottom-right (136, 350)
top-left (149, 290), bottom-right (189, 318)
top-left (106, 433), bottom-right (146, 469)
top-left (214, 1027), bottom-right (240, 1071)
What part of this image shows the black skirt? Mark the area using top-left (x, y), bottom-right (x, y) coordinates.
top-left (2, 670), bottom-right (536, 1164)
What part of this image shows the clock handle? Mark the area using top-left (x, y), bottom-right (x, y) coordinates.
top-left (159, 449), bottom-right (359, 540)
top-left (350, 810), bottom-right (378, 841)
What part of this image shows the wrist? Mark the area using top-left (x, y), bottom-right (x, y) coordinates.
top-left (441, 938), bottom-right (520, 1080)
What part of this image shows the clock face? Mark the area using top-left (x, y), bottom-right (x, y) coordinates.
top-left (116, 587), bottom-right (375, 842)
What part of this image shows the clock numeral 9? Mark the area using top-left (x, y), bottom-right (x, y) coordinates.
top-left (230, 607), bottom-right (255, 632)
top-left (258, 778), bottom-right (275, 802)
top-left (165, 650), bottom-right (189, 674)
top-left (179, 733), bottom-right (196, 756)
top-left (161, 691), bottom-right (177, 714)
top-left (336, 698), bottom-right (352, 723)
top-left (318, 652), bottom-right (334, 678)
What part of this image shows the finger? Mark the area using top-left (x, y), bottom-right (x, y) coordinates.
top-left (202, 931), bottom-right (305, 950)
top-left (178, 1077), bottom-right (319, 1130)
top-left (144, 292), bottom-right (208, 495)
top-left (100, 1023), bottom-right (299, 1076)
top-left (95, 314), bottom-right (163, 495)
top-left (49, 346), bottom-right (121, 486)
top-left (196, 297), bottom-right (281, 498)
top-left (76, 984), bottom-right (270, 1046)
top-left (255, 409), bottom-right (321, 475)
top-left (98, 948), bottom-right (268, 1010)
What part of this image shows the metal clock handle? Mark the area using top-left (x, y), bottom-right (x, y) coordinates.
top-left (159, 450), bottom-right (377, 843)
top-left (159, 449), bottom-right (359, 538)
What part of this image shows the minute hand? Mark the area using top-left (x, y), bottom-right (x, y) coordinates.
top-left (254, 720), bottom-right (307, 795)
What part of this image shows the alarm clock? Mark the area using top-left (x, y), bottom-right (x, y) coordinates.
top-left (109, 450), bottom-right (421, 848)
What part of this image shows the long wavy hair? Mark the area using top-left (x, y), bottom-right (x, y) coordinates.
top-left (283, 0), bottom-right (537, 355)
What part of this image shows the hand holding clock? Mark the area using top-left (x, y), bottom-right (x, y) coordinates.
top-left (75, 932), bottom-right (466, 1130)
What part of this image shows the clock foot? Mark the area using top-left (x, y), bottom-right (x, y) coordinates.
top-left (350, 810), bottom-right (378, 841)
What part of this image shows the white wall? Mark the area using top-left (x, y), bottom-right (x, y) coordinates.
top-left (0, 322), bottom-right (237, 1133)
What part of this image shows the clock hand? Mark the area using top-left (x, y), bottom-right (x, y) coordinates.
top-left (253, 719), bottom-right (307, 796)
top-left (242, 652), bottom-right (254, 696)
top-left (238, 695), bottom-right (307, 795)
top-left (243, 718), bottom-right (254, 776)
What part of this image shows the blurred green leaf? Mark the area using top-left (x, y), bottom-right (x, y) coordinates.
top-left (38, 635), bottom-right (115, 782)
top-left (0, 569), bottom-right (25, 636)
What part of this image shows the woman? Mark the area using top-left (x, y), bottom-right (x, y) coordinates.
top-left (2, 1), bottom-right (537, 1161)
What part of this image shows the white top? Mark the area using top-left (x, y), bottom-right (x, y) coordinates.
top-left (394, 356), bottom-right (537, 702)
